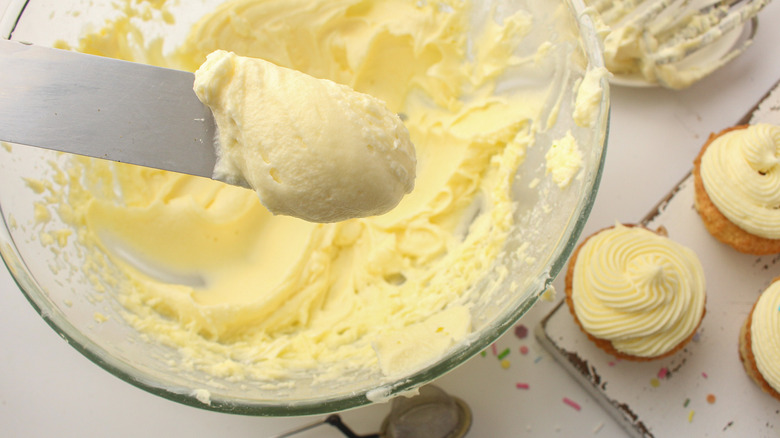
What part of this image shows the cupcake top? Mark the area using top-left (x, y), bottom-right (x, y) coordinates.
top-left (571, 224), bottom-right (706, 358)
top-left (699, 123), bottom-right (780, 239)
top-left (751, 281), bottom-right (780, 394)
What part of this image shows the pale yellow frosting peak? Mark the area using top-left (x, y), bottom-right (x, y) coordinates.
top-left (700, 124), bottom-right (780, 239)
top-left (572, 225), bottom-right (706, 357)
top-left (751, 281), bottom-right (780, 394)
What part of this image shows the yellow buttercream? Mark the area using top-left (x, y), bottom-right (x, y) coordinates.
top-left (751, 281), bottom-right (780, 394)
top-left (545, 131), bottom-right (582, 189)
top-left (572, 225), bottom-right (706, 358)
top-left (193, 49), bottom-right (416, 223)
top-left (573, 67), bottom-right (610, 128)
top-left (40, 0), bottom-right (571, 383)
top-left (700, 124), bottom-right (780, 239)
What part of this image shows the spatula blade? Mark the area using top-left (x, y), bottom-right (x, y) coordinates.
top-left (0, 39), bottom-right (217, 178)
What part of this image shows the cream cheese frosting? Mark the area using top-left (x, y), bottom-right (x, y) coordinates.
top-left (572, 225), bottom-right (706, 357)
top-left (193, 49), bottom-right (416, 223)
top-left (751, 281), bottom-right (780, 394)
top-left (38, 0), bottom-right (584, 385)
top-left (700, 124), bottom-right (780, 239)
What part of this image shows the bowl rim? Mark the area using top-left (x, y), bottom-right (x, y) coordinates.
top-left (0, 0), bottom-right (610, 416)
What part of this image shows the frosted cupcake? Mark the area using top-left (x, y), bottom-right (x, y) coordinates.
top-left (739, 278), bottom-right (780, 402)
top-left (565, 224), bottom-right (707, 361)
top-left (693, 124), bottom-right (780, 255)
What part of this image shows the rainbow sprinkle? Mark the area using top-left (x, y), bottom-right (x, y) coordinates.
top-left (683, 398), bottom-right (690, 408)
top-left (702, 372), bottom-right (708, 379)
top-left (650, 378), bottom-right (660, 388)
top-left (563, 397), bottom-right (581, 411)
top-left (520, 345), bottom-right (529, 355)
top-left (688, 410), bottom-right (695, 423)
top-left (491, 343), bottom-right (498, 356)
top-left (514, 324), bottom-right (529, 339)
top-left (498, 348), bottom-right (510, 360)
top-left (516, 382), bottom-right (530, 390)
top-left (500, 359), bottom-right (511, 369)
top-left (706, 394), bottom-right (716, 404)
top-left (657, 367), bottom-right (668, 379)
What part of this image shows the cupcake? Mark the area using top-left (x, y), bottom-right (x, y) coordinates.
top-left (565, 224), bottom-right (707, 361)
top-left (739, 278), bottom-right (780, 402)
top-left (693, 123), bottom-right (780, 255)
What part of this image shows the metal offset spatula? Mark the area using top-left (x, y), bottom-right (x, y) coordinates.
top-left (0, 39), bottom-right (218, 178)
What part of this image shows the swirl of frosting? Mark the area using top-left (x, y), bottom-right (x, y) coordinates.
top-left (700, 124), bottom-right (780, 239)
top-left (751, 281), bottom-right (780, 394)
top-left (572, 225), bottom-right (706, 357)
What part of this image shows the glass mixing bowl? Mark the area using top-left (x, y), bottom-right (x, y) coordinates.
top-left (0, 0), bottom-right (609, 416)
